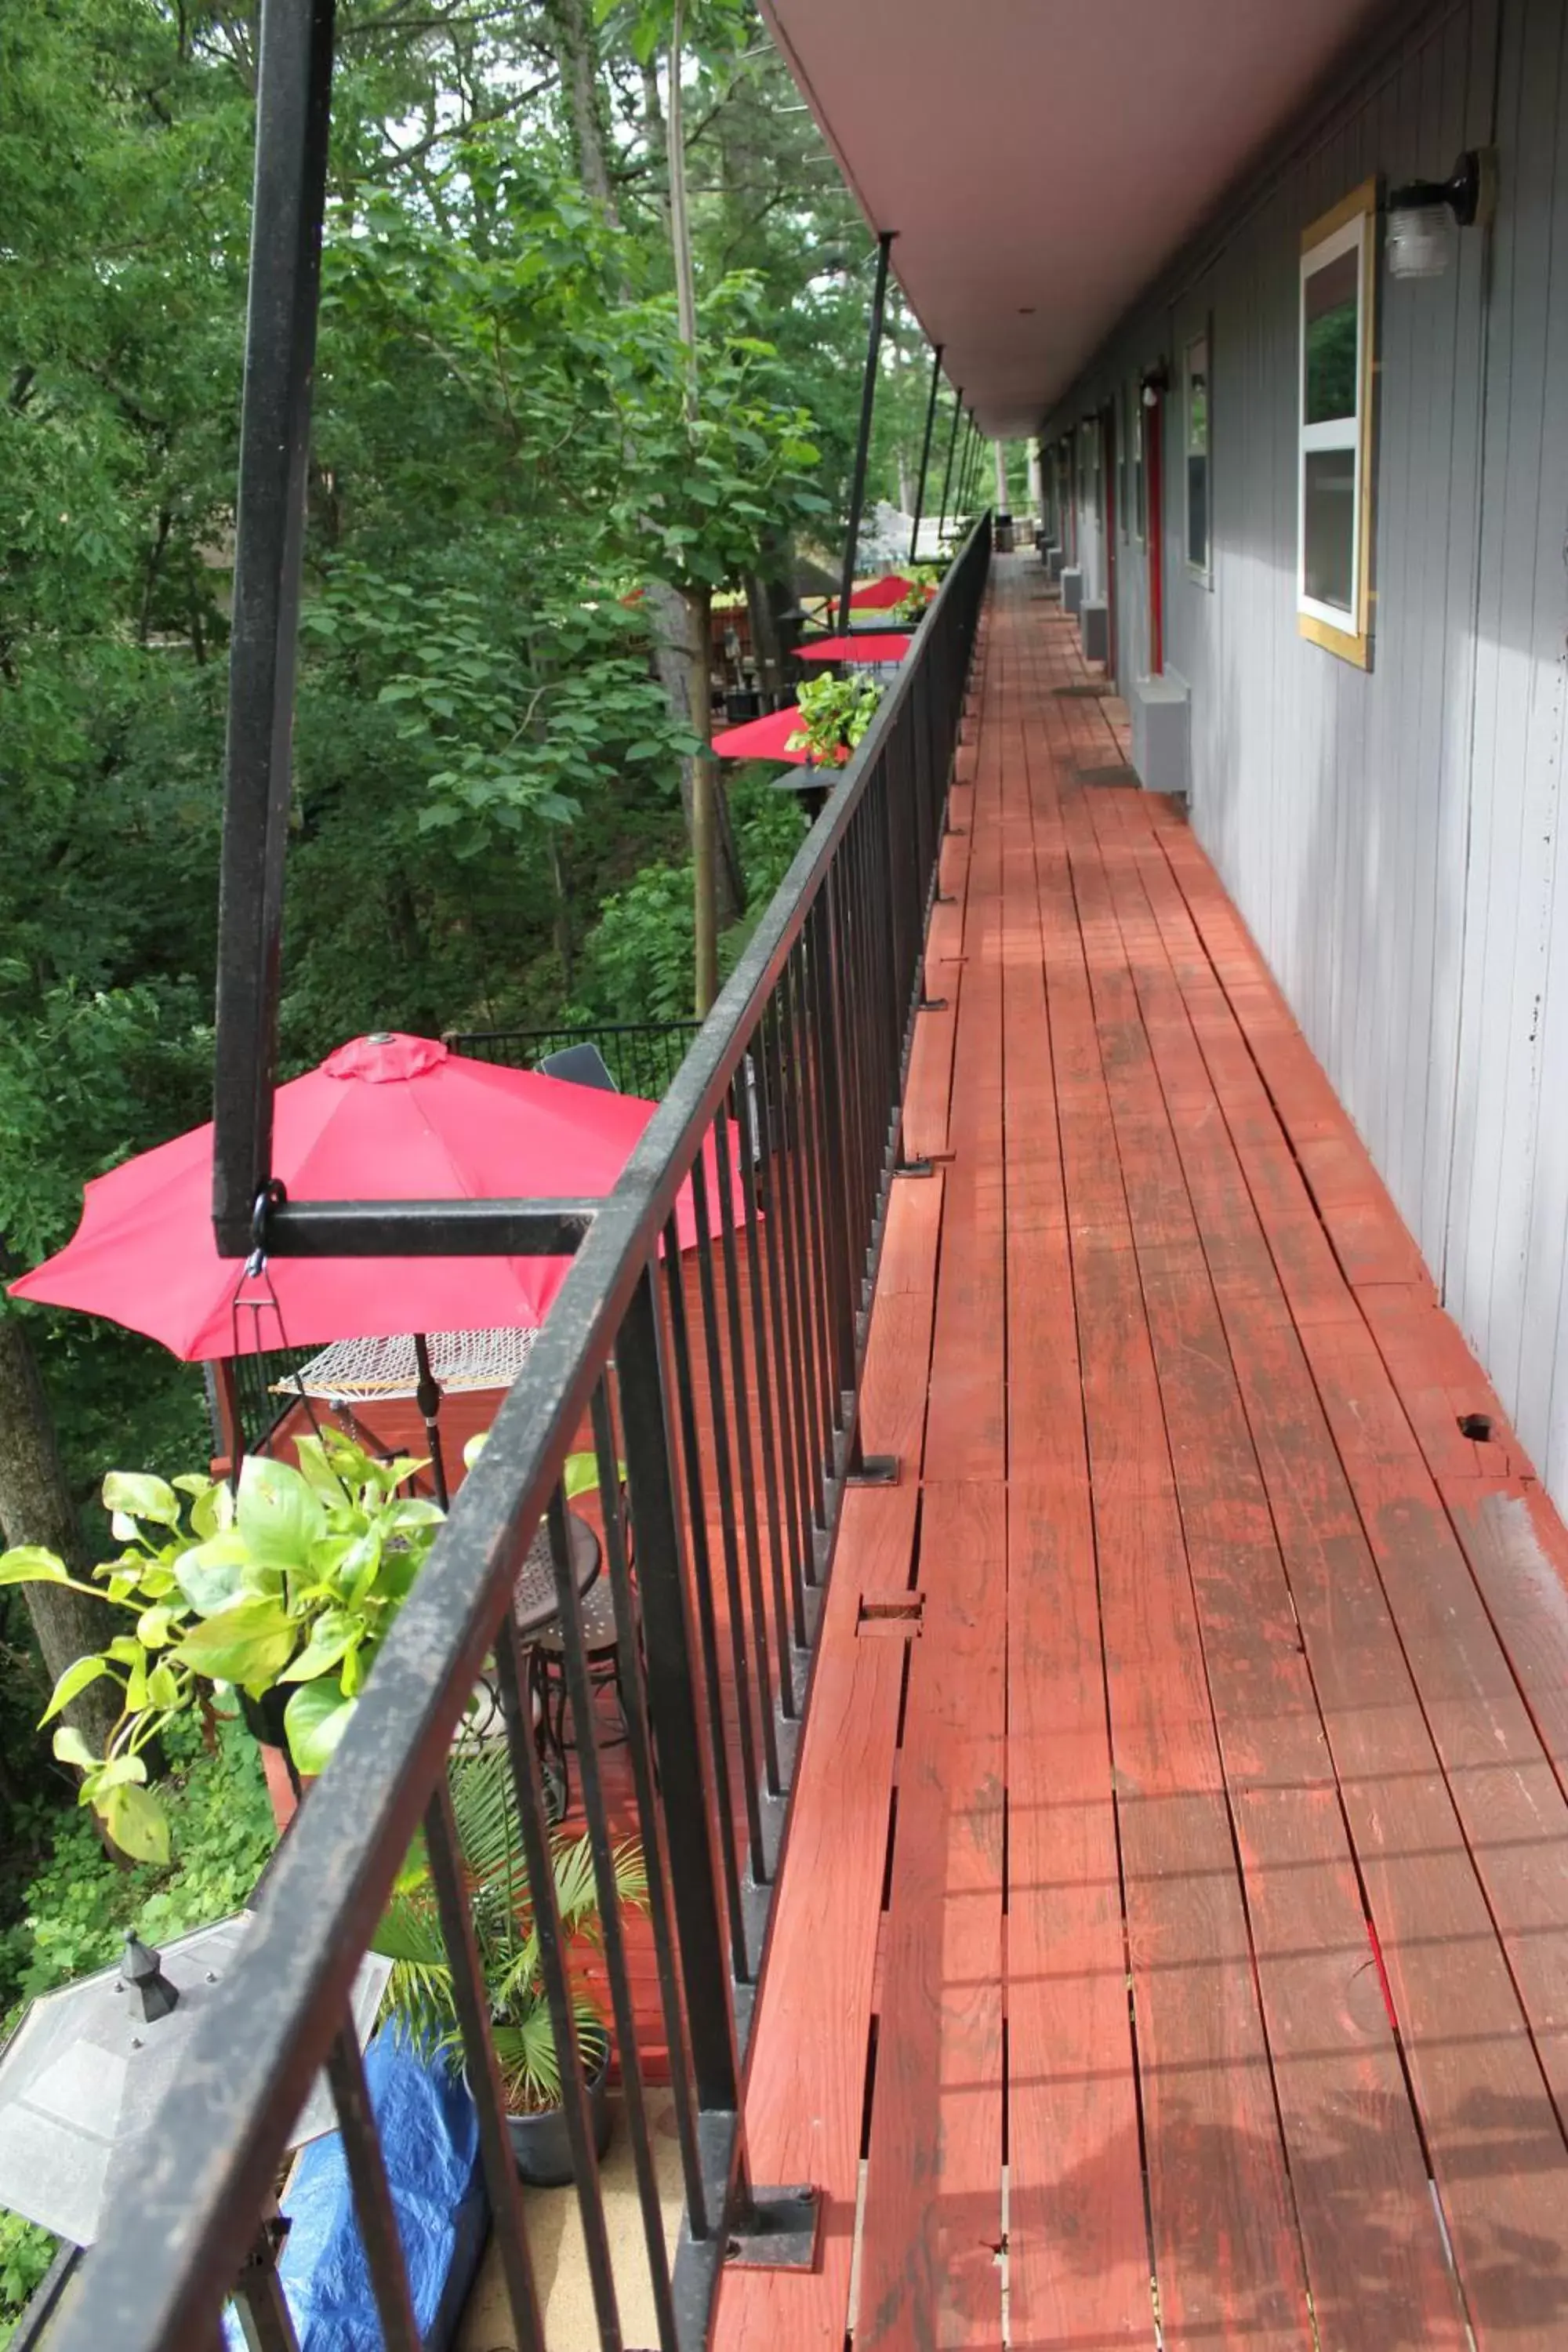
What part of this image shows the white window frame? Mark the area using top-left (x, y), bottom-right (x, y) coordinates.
top-left (1298, 180), bottom-right (1376, 666)
top-left (1183, 327), bottom-right (1211, 584)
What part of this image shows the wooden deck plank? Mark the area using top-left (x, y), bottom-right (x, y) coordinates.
top-left (857, 1481), bottom-right (1007, 2351)
top-left (1000, 685), bottom-right (1153, 2349)
top-left (1029, 726), bottom-right (1316, 2347)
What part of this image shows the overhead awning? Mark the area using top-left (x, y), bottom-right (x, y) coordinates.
top-left (761, 0), bottom-right (1392, 434)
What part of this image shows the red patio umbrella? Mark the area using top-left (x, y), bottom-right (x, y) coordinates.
top-left (797, 633), bottom-right (912, 665)
top-left (10, 1033), bottom-right (737, 1361)
top-left (12, 1033), bottom-right (745, 1499)
top-left (711, 703), bottom-right (815, 765)
top-left (847, 574), bottom-right (916, 611)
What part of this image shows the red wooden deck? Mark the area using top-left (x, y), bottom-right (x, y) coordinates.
top-left (713, 559), bottom-right (1568, 2350)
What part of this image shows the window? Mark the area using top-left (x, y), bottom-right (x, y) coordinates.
top-left (1298, 180), bottom-right (1376, 665)
top-left (1184, 330), bottom-right (1210, 578)
top-left (1131, 382), bottom-right (1145, 546)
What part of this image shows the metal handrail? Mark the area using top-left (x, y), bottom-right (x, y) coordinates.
top-left (53, 514), bottom-right (989, 2352)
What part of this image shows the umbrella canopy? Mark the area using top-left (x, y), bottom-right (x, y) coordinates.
top-left (797, 633), bottom-right (913, 665)
top-left (848, 573), bottom-right (916, 611)
top-left (711, 703), bottom-right (814, 766)
top-left (10, 1033), bottom-right (735, 1360)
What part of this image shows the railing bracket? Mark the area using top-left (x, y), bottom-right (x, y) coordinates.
top-left (916, 995), bottom-right (949, 1013)
top-left (894, 1156), bottom-right (935, 1178)
top-left (724, 2184), bottom-right (823, 2272)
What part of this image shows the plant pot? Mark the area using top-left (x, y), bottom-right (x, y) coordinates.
top-left (468, 2040), bottom-right (613, 2188)
top-left (238, 1687), bottom-right (307, 1833)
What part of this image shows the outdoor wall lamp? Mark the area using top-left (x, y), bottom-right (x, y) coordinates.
top-left (1140, 363), bottom-right (1170, 407)
top-left (1386, 148), bottom-right (1495, 277)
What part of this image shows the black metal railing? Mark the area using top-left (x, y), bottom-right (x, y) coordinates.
top-left (448, 1021), bottom-right (702, 1102)
top-left (52, 514), bottom-right (989, 2352)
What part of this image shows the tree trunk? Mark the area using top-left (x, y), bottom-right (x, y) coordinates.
top-left (543, 0), bottom-right (618, 217)
top-left (688, 583), bottom-right (719, 1014)
top-left (745, 525), bottom-right (796, 707)
top-left (0, 1317), bottom-right (122, 1753)
top-left (647, 581), bottom-right (744, 928)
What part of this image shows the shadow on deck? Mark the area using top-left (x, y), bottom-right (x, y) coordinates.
top-left (712, 560), bottom-right (1568, 2352)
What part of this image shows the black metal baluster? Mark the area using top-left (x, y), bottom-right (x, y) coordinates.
top-left (785, 944), bottom-right (840, 1515)
top-left (324, 2018), bottom-right (421, 2352)
top-left (753, 994), bottom-right (814, 1648)
top-left (493, 1600), bottom-right (624, 2349)
top-left (734, 1056), bottom-right (799, 1715)
top-left (589, 1378), bottom-right (710, 2241)
top-left (421, 1779), bottom-right (547, 2352)
top-left (711, 1092), bottom-right (783, 1791)
top-left (777, 953), bottom-right (833, 1539)
top-left (544, 1481), bottom-right (681, 2352)
top-left (687, 1148), bottom-right (771, 1874)
top-left (618, 1268), bottom-right (746, 2095)
top-left (652, 1232), bottom-right (754, 1982)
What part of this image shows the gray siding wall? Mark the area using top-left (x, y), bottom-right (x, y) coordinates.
top-left (1044, 0), bottom-right (1568, 1509)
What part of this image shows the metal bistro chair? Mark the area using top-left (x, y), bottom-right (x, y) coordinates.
top-left (529, 1479), bottom-right (640, 1814)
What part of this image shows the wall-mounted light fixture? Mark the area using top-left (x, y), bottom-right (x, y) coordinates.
top-left (1140, 362), bottom-right (1170, 408)
top-left (1386, 149), bottom-right (1495, 278)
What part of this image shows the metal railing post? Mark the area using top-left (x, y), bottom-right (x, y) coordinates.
top-left (908, 341), bottom-right (945, 564)
top-left (212, 0), bottom-right (336, 1256)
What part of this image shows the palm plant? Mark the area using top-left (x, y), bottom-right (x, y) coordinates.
top-left (373, 1743), bottom-right (646, 2112)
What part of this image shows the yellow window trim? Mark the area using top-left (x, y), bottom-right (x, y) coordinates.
top-left (1298, 177), bottom-right (1377, 668)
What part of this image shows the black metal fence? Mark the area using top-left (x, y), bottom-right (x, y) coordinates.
top-left (448, 1022), bottom-right (702, 1102)
top-left (52, 516), bottom-right (989, 2352)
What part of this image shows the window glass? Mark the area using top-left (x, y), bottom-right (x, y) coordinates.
top-left (1303, 449), bottom-right (1356, 608)
top-left (1185, 333), bottom-right (1210, 575)
top-left (1298, 189), bottom-right (1373, 658)
top-left (1305, 249), bottom-right (1359, 423)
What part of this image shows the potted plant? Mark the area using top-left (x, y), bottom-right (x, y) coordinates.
top-left (786, 670), bottom-right (884, 768)
top-left (0, 1430), bottom-right (444, 1860)
top-left (373, 1743), bottom-right (646, 2187)
top-left (891, 564), bottom-right (944, 626)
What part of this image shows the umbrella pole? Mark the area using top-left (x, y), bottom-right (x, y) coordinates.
top-left (412, 1334), bottom-right (450, 1510)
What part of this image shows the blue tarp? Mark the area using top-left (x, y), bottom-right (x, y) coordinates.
top-left (225, 2037), bottom-right (488, 2352)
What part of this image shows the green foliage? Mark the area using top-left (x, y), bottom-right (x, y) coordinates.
top-left (786, 671), bottom-right (883, 768)
top-left (0, 2209), bottom-right (55, 2350)
top-left (0, 1713), bottom-right (274, 2017)
top-left (375, 1743), bottom-right (644, 2112)
top-left (569, 766), bottom-right (806, 1020)
top-left (0, 1432), bottom-right (445, 1852)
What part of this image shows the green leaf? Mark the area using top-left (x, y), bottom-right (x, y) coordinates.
top-left (102, 1781), bottom-right (170, 1866)
top-left (285, 1679), bottom-right (356, 1775)
top-left (279, 1608), bottom-right (359, 1684)
top-left (93, 1753), bottom-right (148, 1792)
top-left (173, 1597), bottom-right (298, 1692)
top-left (52, 1726), bottom-right (99, 1773)
top-left (136, 1605), bottom-right (175, 1648)
top-left (147, 1661), bottom-right (180, 1708)
top-left (236, 1456), bottom-right (328, 1570)
top-left (0, 1547), bottom-right (70, 1586)
top-left (39, 1656), bottom-right (111, 1726)
top-left (103, 1472), bottom-right (180, 1528)
top-left (173, 1534), bottom-right (252, 1616)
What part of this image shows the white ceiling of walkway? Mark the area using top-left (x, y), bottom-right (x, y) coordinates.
top-left (761, 0), bottom-right (1392, 436)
